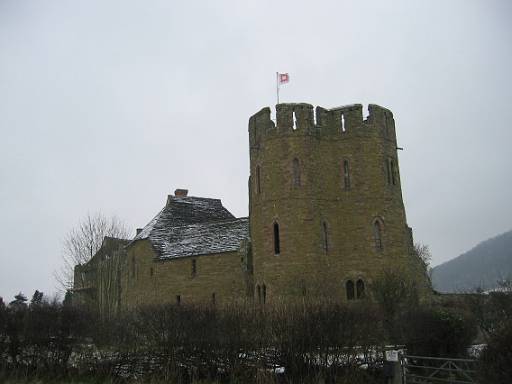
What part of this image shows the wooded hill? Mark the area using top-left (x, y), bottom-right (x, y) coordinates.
top-left (431, 230), bottom-right (512, 293)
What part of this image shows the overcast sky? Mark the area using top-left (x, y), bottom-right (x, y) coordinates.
top-left (1, 0), bottom-right (511, 301)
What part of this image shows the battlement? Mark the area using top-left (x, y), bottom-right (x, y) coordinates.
top-left (249, 103), bottom-right (396, 144)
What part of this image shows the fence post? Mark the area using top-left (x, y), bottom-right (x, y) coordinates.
top-left (384, 349), bottom-right (403, 384)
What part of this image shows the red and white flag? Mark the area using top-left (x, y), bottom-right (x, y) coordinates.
top-left (278, 72), bottom-right (289, 84)
top-left (276, 72), bottom-right (290, 104)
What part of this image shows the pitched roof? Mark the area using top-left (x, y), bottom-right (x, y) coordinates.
top-left (131, 195), bottom-right (248, 259)
top-left (157, 217), bottom-right (249, 259)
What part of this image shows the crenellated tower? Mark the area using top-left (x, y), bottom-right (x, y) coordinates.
top-left (248, 103), bottom-right (428, 303)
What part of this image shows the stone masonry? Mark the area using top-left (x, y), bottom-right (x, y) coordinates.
top-left (72, 103), bottom-right (429, 312)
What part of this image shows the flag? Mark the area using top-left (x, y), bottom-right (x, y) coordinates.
top-left (278, 73), bottom-right (289, 84)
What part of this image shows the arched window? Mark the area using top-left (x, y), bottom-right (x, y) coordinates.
top-left (256, 165), bottom-right (261, 194)
top-left (292, 158), bottom-right (301, 187)
top-left (257, 285), bottom-right (261, 304)
top-left (322, 221), bottom-right (329, 252)
top-left (356, 279), bottom-right (365, 299)
top-left (346, 280), bottom-right (355, 300)
top-left (263, 284), bottom-right (267, 304)
top-left (343, 160), bottom-right (351, 189)
top-left (374, 220), bottom-right (383, 251)
top-left (273, 222), bottom-right (281, 255)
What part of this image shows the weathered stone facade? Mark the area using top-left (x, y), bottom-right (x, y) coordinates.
top-left (249, 103), bottom-right (428, 302)
top-left (73, 103), bottom-right (429, 312)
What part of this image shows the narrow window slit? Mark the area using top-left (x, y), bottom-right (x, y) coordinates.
top-left (386, 160), bottom-right (392, 185)
top-left (374, 220), bottom-right (383, 251)
top-left (273, 222), bottom-right (280, 255)
top-left (256, 165), bottom-right (261, 194)
top-left (390, 160), bottom-right (396, 185)
top-left (356, 279), bottom-right (365, 299)
top-left (346, 280), bottom-right (355, 300)
top-left (292, 158), bottom-right (301, 187)
top-left (343, 160), bottom-right (351, 189)
top-left (322, 221), bottom-right (329, 252)
top-left (191, 259), bottom-right (197, 277)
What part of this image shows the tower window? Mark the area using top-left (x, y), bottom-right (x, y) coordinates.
top-left (262, 284), bottom-right (267, 304)
top-left (292, 158), bottom-right (301, 187)
top-left (150, 267), bottom-right (154, 277)
top-left (292, 111), bottom-right (297, 130)
top-left (273, 222), bottom-right (280, 255)
top-left (343, 160), bottom-right (351, 189)
top-left (346, 280), bottom-right (355, 300)
top-left (390, 160), bottom-right (396, 185)
top-left (374, 220), bottom-right (383, 251)
top-left (176, 295), bottom-right (181, 305)
top-left (257, 285), bottom-right (261, 304)
top-left (386, 159), bottom-right (392, 185)
top-left (256, 165), bottom-right (261, 194)
top-left (341, 113), bottom-right (346, 133)
top-left (322, 221), bottom-right (329, 252)
top-left (191, 259), bottom-right (197, 277)
top-left (212, 292), bottom-right (216, 305)
top-left (356, 279), bottom-right (365, 299)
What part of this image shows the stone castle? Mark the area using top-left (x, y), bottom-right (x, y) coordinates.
top-left (73, 102), bottom-right (429, 315)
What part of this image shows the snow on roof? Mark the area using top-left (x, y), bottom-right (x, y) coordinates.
top-left (130, 195), bottom-right (247, 259)
top-left (157, 217), bottom-right (249, 259)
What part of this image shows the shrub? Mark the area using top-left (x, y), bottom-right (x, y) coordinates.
top-left (402, 306), bottom-right (477, 357)
top-left (477, 321), bottom-right (512, 384)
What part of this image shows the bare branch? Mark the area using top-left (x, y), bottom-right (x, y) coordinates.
top-left (54, 212), bottom-right (130, 292)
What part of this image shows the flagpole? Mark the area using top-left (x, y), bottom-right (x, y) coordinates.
top-left (276, 72), bottom-right (279, 105)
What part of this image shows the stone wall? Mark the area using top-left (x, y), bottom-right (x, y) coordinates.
top-left (248, 103), bottom-right (430, 302)
top-left (120, 239), bottom-right (249, 308)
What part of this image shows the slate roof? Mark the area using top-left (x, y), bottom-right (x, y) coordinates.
top-left (131, 195), bottom-right (248, 259)
top-left (157, 218), bottom-right (249, 259)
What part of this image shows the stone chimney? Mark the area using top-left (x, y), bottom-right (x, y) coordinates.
top-left (174, 189), bottom-right (188, 197)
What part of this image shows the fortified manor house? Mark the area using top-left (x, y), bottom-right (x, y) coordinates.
top-left (73, 103), bottom-right (429, 315)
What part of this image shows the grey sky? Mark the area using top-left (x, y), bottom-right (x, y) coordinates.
top-left (1, 0), bottom-right (511, 300)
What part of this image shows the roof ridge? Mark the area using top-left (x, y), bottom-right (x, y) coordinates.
top-left (167, 216), bottom-right (248, 229)
top-left (169, 195), bottom-right (223, 201)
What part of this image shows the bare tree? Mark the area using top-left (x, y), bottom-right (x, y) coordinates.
top-left (414, 242), bottom-right (432, 287)
top-left (55, 213), bottom-right (130, 291)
